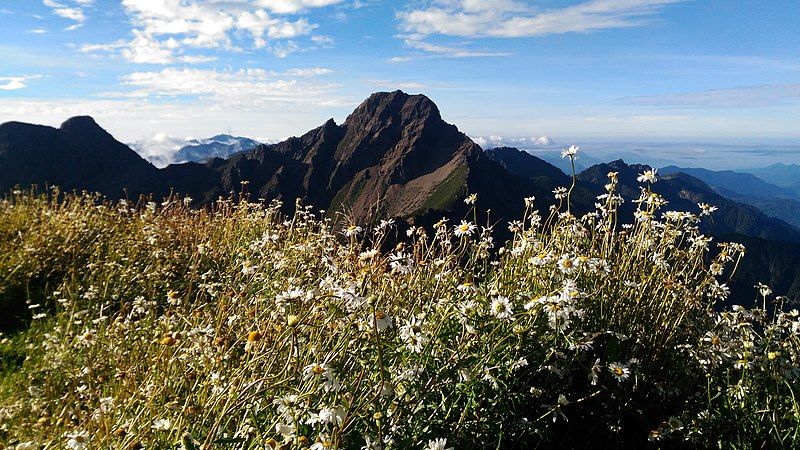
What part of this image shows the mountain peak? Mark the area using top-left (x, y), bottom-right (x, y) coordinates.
top-left (345, 90), bottom-right (441, 126)
top-left (59, 116), bottom-right (104, 135)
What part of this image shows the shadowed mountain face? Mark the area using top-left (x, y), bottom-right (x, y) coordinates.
top-left (0, 116), bottom-right (160, 197)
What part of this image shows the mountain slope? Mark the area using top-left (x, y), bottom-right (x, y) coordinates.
top-left (173, 91), bottom-right (485, 221)
top-left (662, 165), bottom-right (800, 228)
top-left (740, 163), bottom-right (800, 194)
top-left (484, 147), bottom-right (570, 184)
top-left (661, 165), bottom-right (798, 199)
top-left (733, 197), bottom-right (800, 229)
top-left (579, 160), bottom-right (800, 243)
top-left (0, 117), bottom-right (160, 197)
top-left (722, 234), bottom-right (800, 307)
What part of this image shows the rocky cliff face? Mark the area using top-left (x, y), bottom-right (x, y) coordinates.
top-left (185, 91), bottom-right (520, 223)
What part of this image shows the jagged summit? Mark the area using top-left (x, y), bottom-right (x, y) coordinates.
top-left (345, 91), bottom-right (442, 125)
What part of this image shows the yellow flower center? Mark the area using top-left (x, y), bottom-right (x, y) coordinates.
top-left (247, 331), bottom-right (262, 342)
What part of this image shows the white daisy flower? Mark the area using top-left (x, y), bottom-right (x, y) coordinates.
top-left (608, 362), bottom-right (631, 382)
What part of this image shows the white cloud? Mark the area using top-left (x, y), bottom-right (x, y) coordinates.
top-left (42, 0), bottom-right (89, 27)
top-left (79, 41), bottom-right (127, 53)
top-left (128, 132), bottom-right (187, 167)
top-left (271, 40), bottom-right (300, 58)
top-left (256, 0), bottom-right (345, 14)
top-left (237, 10), bottom-right (316, 47)
top-left (0, 76), bottom-right (40, 91)
top-left (470, 134), bottom-right (555, 150)
top-left (120, 30), bottom-right (177, 64)
top-left (398, 0), bottom-right (684, 47)
top-left (82, 0), bottom-right (339, 63)
top-left (620, 83), bottom-right (800, 108)
top-left (284, 67), bottom-right (334, 77)
top-left (311, 34), bottom-right (334, 47)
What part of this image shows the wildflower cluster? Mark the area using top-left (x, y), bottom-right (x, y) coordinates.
top-left (0, 179), bottom-right (797, 448)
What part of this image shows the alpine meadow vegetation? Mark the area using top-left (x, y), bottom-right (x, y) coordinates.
top-left (0, 148), bottom-right (799, 449)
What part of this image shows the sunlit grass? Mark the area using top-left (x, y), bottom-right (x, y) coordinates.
top-left (0, 170), bottom-right (798, 449)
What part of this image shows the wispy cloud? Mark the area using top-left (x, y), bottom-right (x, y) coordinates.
top-left (620, 83), bottom-right (800, 108)
top-left (397, 0), bottom-right (683, 56)
top-left (42, 0), bottom-right (91, 28)
top-left (398, 0), bottom-right (684, 38)
top-left (109, 67), bottom-right (344, 108)
top-left (256, 0), bottom-right (345, 15)
top-left (403, 38), bottom-right (511, 58)
top-left (367, 80), bottom-right (429, 91)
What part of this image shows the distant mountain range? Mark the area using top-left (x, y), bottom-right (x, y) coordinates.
top-left (739, 163), bottom-right (800, 197)
top-left (2, 90), bottom-right (799, 305)
top-left (129, 134), bottom-right (262, 167)
top-left (662, 165), bottom-right (800, 229)
top-left (173, 134), bottom-right (261, 164)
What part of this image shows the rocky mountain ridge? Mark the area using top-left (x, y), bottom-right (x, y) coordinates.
top-left (2, 91), bottom-right (800, 304)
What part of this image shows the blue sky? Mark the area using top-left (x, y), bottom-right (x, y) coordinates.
top-left (1, 0), bottom-right (799, 164)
